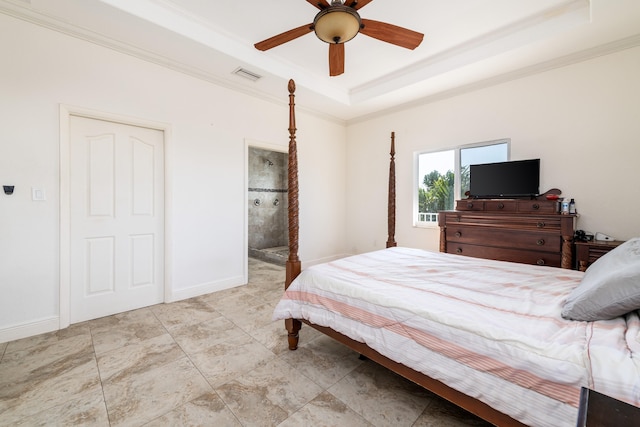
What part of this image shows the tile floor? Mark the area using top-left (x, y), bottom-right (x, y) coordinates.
top-left (0, 258), bottom-right (492, 427)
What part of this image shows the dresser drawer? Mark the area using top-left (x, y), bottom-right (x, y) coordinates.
top-left (517, 200), bottom-right (557, 213)
top-left (443, 213), bottom-right (562, 232)
top-left (484, 200), bottom-right (516, 212)
top-left (445, 243), bottom-right (562, 267)
top-left (446, 226), bottom-right (561, 253)
top-left (454, 199), bottom-right (557, 213)
top-left (455, 200), bottom-right (484, 211)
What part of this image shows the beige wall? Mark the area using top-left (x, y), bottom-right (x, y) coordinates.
top-left (346, 46), bottom-right (640, 253)
top-left (0, 13), bottom-right (347, 341)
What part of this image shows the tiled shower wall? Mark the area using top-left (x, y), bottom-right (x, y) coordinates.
top-left (248, 147), bottom-right (288, 250)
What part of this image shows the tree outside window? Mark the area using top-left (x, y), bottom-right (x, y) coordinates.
top-left (416, 140), bottom-right (508, 224)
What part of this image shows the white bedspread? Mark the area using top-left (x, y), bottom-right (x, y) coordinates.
top-left (273, 247), bottom-right (640, 427)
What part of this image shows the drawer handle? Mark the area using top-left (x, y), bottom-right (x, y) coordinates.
top-left (466, 202), bottom-right (473, 209)
top-left (537, 239), bottom-right (545, 246)
top-left (536, 222), bottom-right (545, 228)
top-left (532, 203), bottom-right (540, 210)
top-left (497, 202), bottom-right (504, 209)
top-left (455, 231), bottom-right (462, 238)
top-left (456, 248), bottom-right (463, 254)
top-left (536, 259), bottom-right (546, 266)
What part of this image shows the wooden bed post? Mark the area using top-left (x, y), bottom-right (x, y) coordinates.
top-left (285, 79), bottom-right (302, 350)
top-left (386, 132), bottom-right (397, 248)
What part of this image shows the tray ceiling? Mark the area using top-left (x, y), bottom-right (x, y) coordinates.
top-left (2, 0), bottom-right (640, 121)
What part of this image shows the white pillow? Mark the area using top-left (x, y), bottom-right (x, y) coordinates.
top-left (562, 238), bottom-right (640, 321)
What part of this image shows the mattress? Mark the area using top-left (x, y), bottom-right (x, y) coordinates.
top-left (273, 247), bottom-right (640, 426)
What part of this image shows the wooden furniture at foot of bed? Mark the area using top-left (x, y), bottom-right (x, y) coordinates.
top-left (439, 199), bottom-right (576, 269)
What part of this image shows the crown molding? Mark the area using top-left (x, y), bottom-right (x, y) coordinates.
top-left (0, 1), bottom-right (345, 125)
top-left (348, 33), bottom-right (640, 125)
top-left (2, 0), bottom-right (639, 126)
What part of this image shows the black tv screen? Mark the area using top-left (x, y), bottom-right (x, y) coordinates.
top-left (469, 159), bottom-right (540, 198)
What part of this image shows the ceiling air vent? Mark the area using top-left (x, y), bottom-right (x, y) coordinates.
top-left (232, 67), bottom-right (262, 82)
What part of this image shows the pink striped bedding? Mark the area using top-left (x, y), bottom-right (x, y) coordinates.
top-left (272, 247), bottom-right (640, 426)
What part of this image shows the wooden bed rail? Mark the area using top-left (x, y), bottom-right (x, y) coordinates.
top-left (302, 320), bottom-right (527, 427)
top-left (280, 80), bottom-right (525, 426)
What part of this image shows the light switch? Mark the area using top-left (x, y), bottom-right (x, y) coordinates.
top-left (32, 187), bottom-right (46, 201)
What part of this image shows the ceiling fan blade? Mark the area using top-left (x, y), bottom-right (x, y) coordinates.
top-left (254, 24), bottom-right (314, 51)
top-left (360, 19), bottom-right (424, 50)
top-left (329, 43), bottom-right (345, 76)
top-left (306, 0), bottom-right (331, 10)
top-left (345, 0), bottom-right (374, 10)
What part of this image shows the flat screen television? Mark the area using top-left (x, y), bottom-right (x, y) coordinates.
top-left (469, 158), bottom-right (540, 198)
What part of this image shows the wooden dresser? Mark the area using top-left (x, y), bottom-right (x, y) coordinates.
top-left (438, 199), bottom-right (576, 269)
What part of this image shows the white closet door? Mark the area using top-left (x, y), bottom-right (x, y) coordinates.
top-left (69, 116), bottom-right (164, 323)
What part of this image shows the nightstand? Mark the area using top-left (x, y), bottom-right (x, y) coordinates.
top-left (575, 240), bottom-right (624, 271)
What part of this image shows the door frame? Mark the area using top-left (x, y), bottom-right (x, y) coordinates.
top-left (59, 105), bottom-right (173, 329)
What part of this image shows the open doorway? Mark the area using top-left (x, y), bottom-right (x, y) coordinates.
top-left (247, 146), bottom-right (288, 265)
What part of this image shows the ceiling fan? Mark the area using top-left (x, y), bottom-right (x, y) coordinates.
top-left (254, 0), bottom-right (424, 76)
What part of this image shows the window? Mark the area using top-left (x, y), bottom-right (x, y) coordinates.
top-left (415, 139), bottom-right (509, 225)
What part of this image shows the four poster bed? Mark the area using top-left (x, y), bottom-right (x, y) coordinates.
top-left (274, 80), bottom-right (640, 426)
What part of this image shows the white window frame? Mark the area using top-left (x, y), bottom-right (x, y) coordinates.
top-left (414, 138), bottom-right (510, 228)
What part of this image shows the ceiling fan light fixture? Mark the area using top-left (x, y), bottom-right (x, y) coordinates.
top-left (313, 3), bottom-right (361, 44)
top-left (254, 0), bottom-right (424, 76)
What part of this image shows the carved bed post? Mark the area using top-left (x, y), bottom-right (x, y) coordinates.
top-left (439, 224), bottom-right (447, 253)
top-left (285, 79), bottom-right (302, 350)
top-left (386, 132), bottom-right (397, 248)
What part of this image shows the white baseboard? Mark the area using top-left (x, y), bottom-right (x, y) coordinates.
top-left (0, 316), bottom-right (60, 344)
top-left (0, 277), bottom-right (248, 343)
top-left (167, 275), bottom-right (247, 303)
